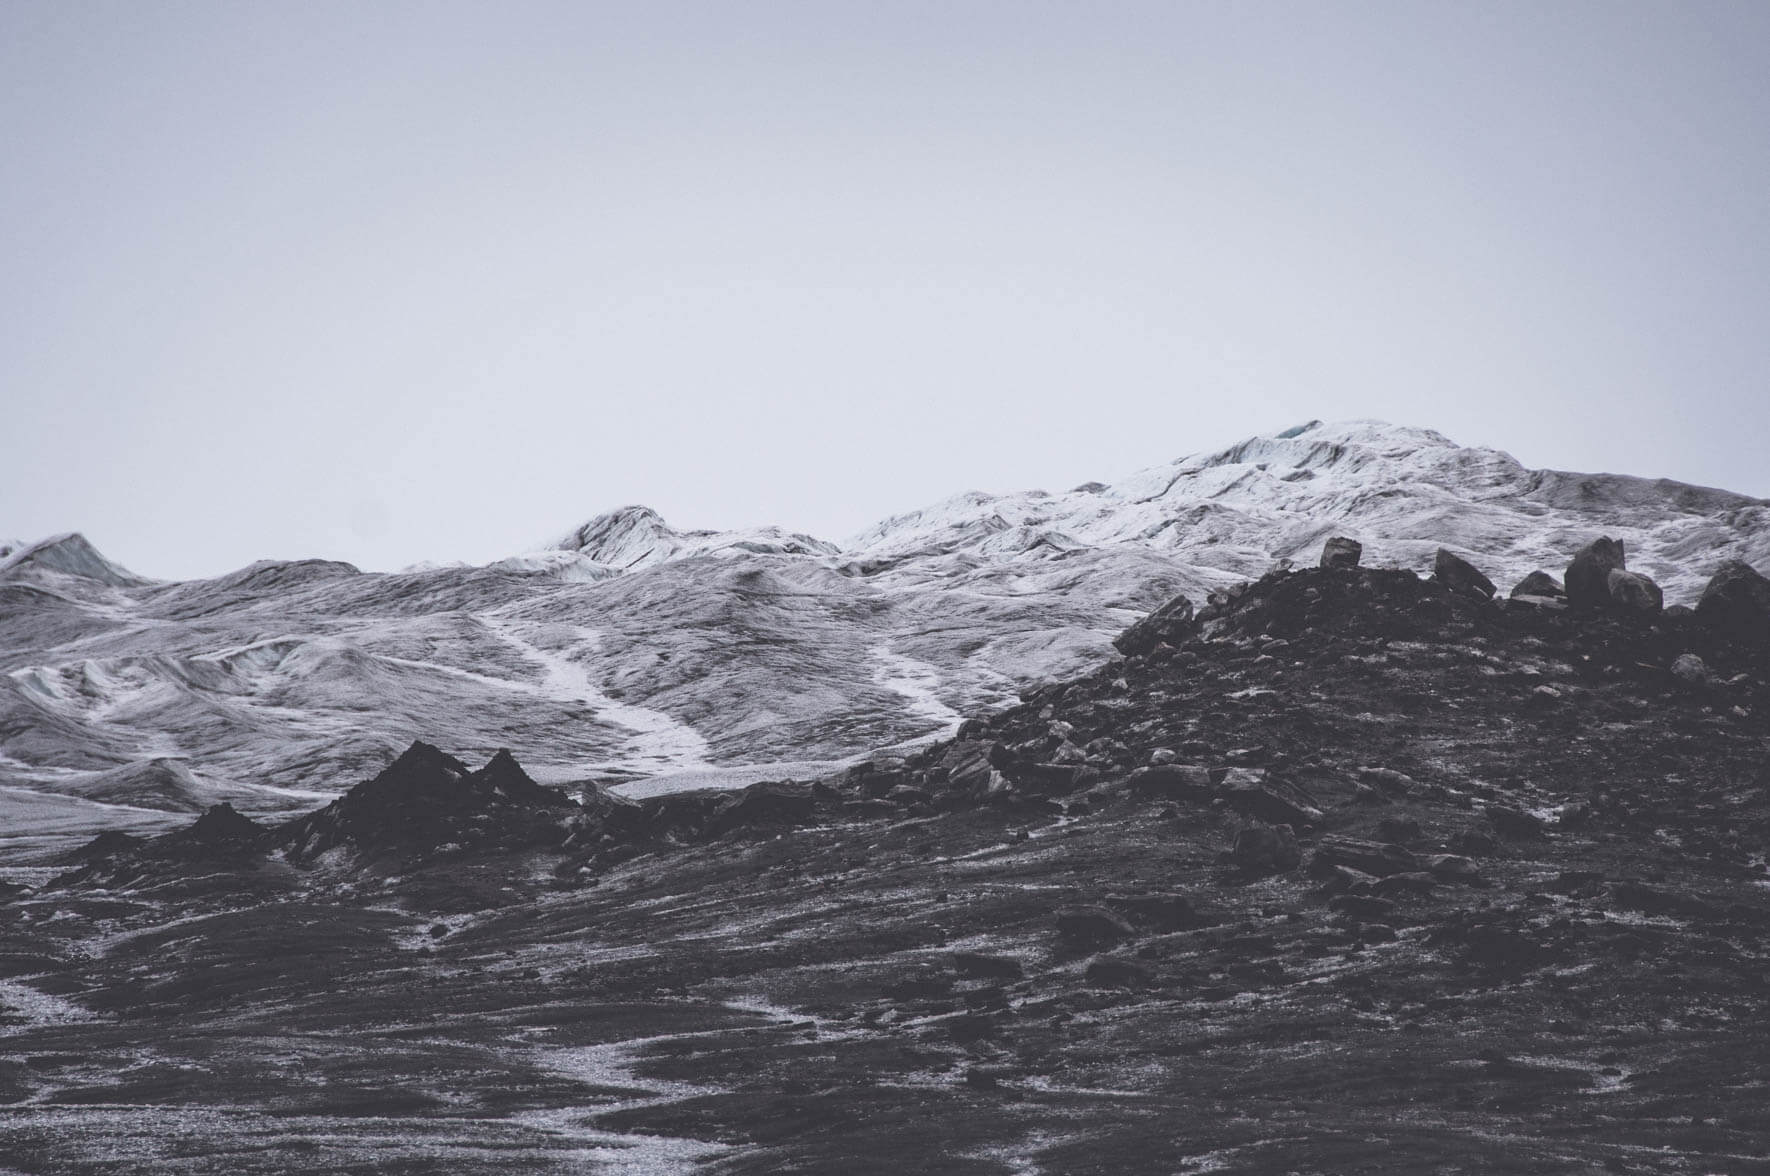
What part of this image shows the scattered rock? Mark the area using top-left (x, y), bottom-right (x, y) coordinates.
top-left (1606, 569), bottom-right (1663, 614)
top-left (1310, 838), bottom-right (1418, 877)
top-left (1357, 767), bottom-right (1417, 797)
top-left (1433, 549), bottom-right (1496, 600)
top-left (1085, 955), bottom-right (1155, 988)
top-left (1231, 824), bottom-right (1301, 874)
top-left (1126, 764), bottom-right (1212, 802)
top-left (1510, 570), bottom-right (1565, 599)
top-left (1695, 560), bottom-right (1770, 645)
top-left (1114, 593), bottom-right (1197, 657)
top-left (1565, 537), bottom-right (1626, 610)
top-left (1320, 537), bottom-right (1363, 570)
top-left (1486, 806), bottom-right (1546, 840)
top-left (1055, 905), bottom-right (1135, 950)
top-left (1670, 653), bottom-right (1711, 684)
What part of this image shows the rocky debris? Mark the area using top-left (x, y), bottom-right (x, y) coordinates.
top-left (1433, 548), bottom-right (1496, 599)
top-left (1565, 537), bottom-right (1626, 609)
top-left (1606, 568), bottom-right (1663, 614)
top-left (1671, 652), bottom-right (1712, 684)
top-left (10, 540), bottom-right (1770, 1175)
top-left (1486, 805), bottom-right (1546, 840)
top-left (1696, 559), bottom-right (1770, 645)
top-left (1221, 771), bottom-right (1324, 827)
top-left (49, 803), bottom-right (271, 888)
top-left (1055, 905), bottom-right (1135, 950)
top-left (278, 744), bottom-right (576, 865)
top-left (1310, 838), bottom-right (1419, 877)
top-left (1113, 592), bottom-right (1197, 657)
top-left (1510, 570), bottom-right (1565, 599)
top-left (1320, 536), bottom-right (1363, 569)
top-left (1126, 763), bottom-right (1212, 801)
top-left (1231, 823), bottom-right (1300, 874)
top-left (1084, 955), bottom-right (1155, 987)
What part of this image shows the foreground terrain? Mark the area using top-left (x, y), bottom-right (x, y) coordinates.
top-left (2, 551), bottom-right (1770, 1173)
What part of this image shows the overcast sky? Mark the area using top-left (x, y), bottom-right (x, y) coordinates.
top-left (4, 1), bottom-right (1767, 580)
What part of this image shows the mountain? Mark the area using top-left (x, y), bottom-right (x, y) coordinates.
top-left (2, 420), bottom-right (1766, 835)
top-left (9, 553), bottom-right (1770, 1172)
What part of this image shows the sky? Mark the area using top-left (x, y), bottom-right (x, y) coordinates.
top-left (3, 1), bottom-right (1768, 580)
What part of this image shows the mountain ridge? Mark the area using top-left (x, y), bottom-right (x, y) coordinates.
top-left (3, 420), bottom-right (1766, 841)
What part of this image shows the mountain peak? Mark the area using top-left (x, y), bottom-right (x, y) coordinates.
top-left (0, 532), bottom-right (151, 587)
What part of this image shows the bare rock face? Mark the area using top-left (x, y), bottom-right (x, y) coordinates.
top-left (1433, 548), bottom-right (1496, 600)
top-left (1696, 559), bottom-right (1770, 645)
top-left (1607, 568), bottom-right (1664, 614)
top-left (1320, 536), bottom-right (1364, 569)
top-left (1510, 570), bottom-right (1565, 599)
top-left (1112, 592), bottom-right (1196, 657)
top-left (1565, 537), bottom-right (1626, 609)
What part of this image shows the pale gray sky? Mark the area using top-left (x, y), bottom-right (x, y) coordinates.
top-left (4, 1), bottom-right (1767, 579)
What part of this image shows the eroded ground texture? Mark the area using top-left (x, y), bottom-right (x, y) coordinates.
top-left (3, 563), bottom-right (1770, 1174)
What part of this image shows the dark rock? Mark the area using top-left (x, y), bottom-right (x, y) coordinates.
top-left (1695, 560), bottom-right (1770, 645)
top-left (1231, 824), bottom-right (1301, 874)
top-left (1126, 764), bottom-right (1212, 802)
top-left (715, 780), bottom-right (819, 831)
top-left (1328, 894), bottom-right (1397, 920)
top-left (1320, 537), bottom-right (1363, 570)
top-left (1357, 767), bottom-right (1417, 797)
top-left (1510, 570), bottom-right (1566, 599)
top-left (1111, 892), bottom-right (1200, 931)
top-left (1222, 773), bottom-right (1325, 827)
top-left (1606, 569), bottom-right (1663, 614)
top-left (1114, 592), bottom-right (1197, 657)
top-left (1422, 854), bottom-right (1484, 884)
top-left (1085, 955), bottom-right (1155, 988)
top-left (1375, 816), bottom-right (1422, 844)
top-left (1055, 905), bottom-right (1135, 950)
top-left (1310, 838), bottom-right (1418, 877)
top-left (1448, 830), bottom-right (1499, 857)
top-left (964, 1065), bottom-right (1014, 1090)
top-left (1565, 537), bottom-right (1626, 610)
top-left (950, 952), bottom-right (1024, 981)
top-left (1433, 549), bottom-right (1496, 600)
top-left (1486, 805), bottom-right (1546, 840)
top-left (1670, 653), bottom-right (1711, 684)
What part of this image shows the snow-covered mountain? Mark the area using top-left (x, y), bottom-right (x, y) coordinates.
top-left (3, 420), bottom-right (1765, 831)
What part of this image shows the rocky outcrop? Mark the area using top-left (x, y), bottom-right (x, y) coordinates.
top-left (1696, 560), bottom-right (1770, 645)
top-left (1112, 592), bottom-right (1196, 657)
top-left (1565, 537), bottom-right (1626, 609)
top-left (1606, 568), bottom-right (1664, 614)
top-left (1510, 570), bottom-right (1565, 599)
top-left (1433, 549), bottom-right (1495, 599)
top-left (1320, 536), bottom-right (1363, 569)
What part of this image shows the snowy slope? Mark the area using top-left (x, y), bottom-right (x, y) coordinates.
top-left (2, 420), bottom-right (1764, 827)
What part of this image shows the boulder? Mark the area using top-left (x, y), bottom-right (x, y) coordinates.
top-left (1695, 560), bottom-right (1770, 645)
top-left (950, 952), bottom-right (1025, 981)
top-left (1433, 549), bottom-right (1495, 600)
top-left (1231, 824), bottom-right (1301, 874)
top-left (1320, 536), bottom-right (1363, 570)
top-left (1221, 771), bottom-right (1325, 827)
top-left (1565, 538), bottom-right (1626, 610)
top-left (1670, 653), bottom-right (1711, 684)
top-left (1510, 570), bottom-right (1566, 599)
top-left (1055, 905), bottom-right (1135, 950)
top-left (1606, 569), bottom-right (1663, 614)
top-left (1113, 592), bottom-right (1197, 657)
